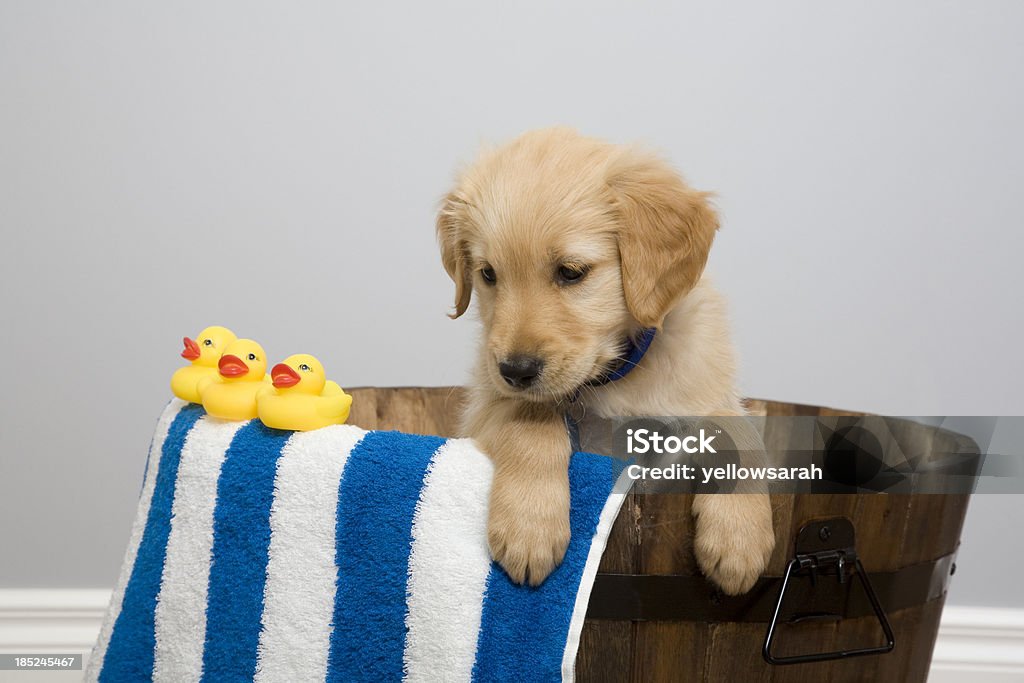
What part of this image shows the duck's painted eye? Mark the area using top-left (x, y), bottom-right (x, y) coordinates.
top-left (247, 353), bottom-right (257, 361)
top-left (299, 364), bottom-right (311, 372)
top-left (203, 339), bottom-right (213, 346)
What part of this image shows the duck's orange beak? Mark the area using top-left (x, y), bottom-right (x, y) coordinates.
top-left (181, 337), bottom-right (201, 361)
top-left (271, 363), bottom-right (301, 388)
top-left (218, 354), bottom-right (249, 378)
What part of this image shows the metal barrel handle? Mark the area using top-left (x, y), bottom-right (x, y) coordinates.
top-left (762, 518), bottom-right (896, 665)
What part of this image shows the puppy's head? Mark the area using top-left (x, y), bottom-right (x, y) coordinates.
top-left (437, 128), bottom-right (718, 402)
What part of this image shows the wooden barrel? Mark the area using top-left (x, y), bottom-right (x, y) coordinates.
top-left (346, 387), bottom-right (974, 683)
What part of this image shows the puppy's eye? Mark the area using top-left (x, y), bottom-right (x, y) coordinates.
top-left (479, 265), bottom-right (497, 285)
top-left (557, 264), bottom-right (589, 285)
top-left (299, 364), bottom-right (310, 372)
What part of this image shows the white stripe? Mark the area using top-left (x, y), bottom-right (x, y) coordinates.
top-left (254, 425), bottom-right (367, 683)
top-left (403, 438), bottom-right (494, 683)
top-left (85, 399), bottom-right (185, 682)
top-left (561, 469), bottom-right (633, 683)
top-left (153, 416), bottom-right (246, 683)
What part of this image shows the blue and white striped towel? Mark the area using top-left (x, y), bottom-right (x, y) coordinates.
top-left (88, 399), bottom-right (628, 682)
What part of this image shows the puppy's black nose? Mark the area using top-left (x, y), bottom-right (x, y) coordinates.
top-left (499, 355), bottom-right (545, 389)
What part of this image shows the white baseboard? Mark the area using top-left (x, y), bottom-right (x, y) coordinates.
top-left (0, 590), bottom-right (108, 651)
top-left (929, 606), bottom-right (1024, 682)
top-left (1, 591), bottom-right (1022, 680)
top-left (0, 588), bottom-right (109, 676)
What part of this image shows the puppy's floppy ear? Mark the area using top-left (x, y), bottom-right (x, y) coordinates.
top-left (436, 192), bottom-right (472, 318)
top-left (609, 152), bottom-right (720, 329)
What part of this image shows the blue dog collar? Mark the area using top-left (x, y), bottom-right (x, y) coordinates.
top-left (589, 327), bottom-right (657, 386)
top-left (567, 327), bottom-right (657, 403)
top-left (566, 327), bottom-right (657, 451)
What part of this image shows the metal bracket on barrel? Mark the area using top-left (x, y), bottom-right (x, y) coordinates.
top-left (762, 517), bottom-right (896, 665)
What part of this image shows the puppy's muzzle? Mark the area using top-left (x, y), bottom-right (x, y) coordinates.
top-left (498, 355), bottom-right (545, 389)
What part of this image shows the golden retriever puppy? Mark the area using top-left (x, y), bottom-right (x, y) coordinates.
top-left (436, 127), bottom-right (775, 593)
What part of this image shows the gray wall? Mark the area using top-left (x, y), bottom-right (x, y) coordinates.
top-left (1, 2), bottom-right (1021, 607)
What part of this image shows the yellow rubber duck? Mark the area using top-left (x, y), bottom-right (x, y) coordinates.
top-left (198, 339), bottom-right (272, 421)
top-left (257, 354), bottom-right (353, 431)
top-left (170, 325), bottom-right (238, 404)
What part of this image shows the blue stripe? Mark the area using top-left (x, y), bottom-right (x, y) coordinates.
top-left (200, 422), bottom-right (292, 683)
top-left (471, 452), bottom-right (617, 683)
top-left (101, 404), bottom-right (204, 683)
top-left (326, 431), bottom-right (444, 682)
top-left (138, 401), bottom-right (177, 499)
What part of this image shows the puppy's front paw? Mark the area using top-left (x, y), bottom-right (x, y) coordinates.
top-left (487, 477), bottom-right (571, 586)
top-left (693, 493), bottom-right (775, 595)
